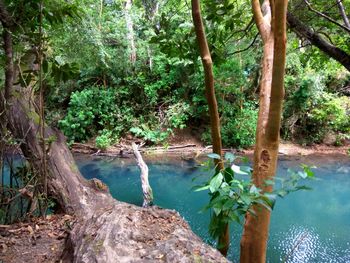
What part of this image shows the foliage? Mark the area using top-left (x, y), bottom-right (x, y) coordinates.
top-left (202, 103), bottom-right (258, 148)
top-left (130, 101), bottom-right (191, 143)
top-left (194, 153), bottom-right (315, 240)
top-left (95, 130), bottom-right (114, 150)
top-left (282, 50), bottom-right (350, 144)
top-left (308, 94), bottom-right (350, 143)
top-left (3, 0), bottom-right (348, 149)
top-left (59, 86), bottom-right (133, 143)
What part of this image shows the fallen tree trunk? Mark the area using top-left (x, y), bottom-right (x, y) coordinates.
top-left (5, 80), bottom-right (228, 263)
top-left (132, 142), bottom-right (153, 207)
top-left (6, 84), bottom-right (228, 263)
top-left (0, 5), bottom-right (228, 261)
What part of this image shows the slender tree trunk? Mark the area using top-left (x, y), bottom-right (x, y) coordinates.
top-left (191, 0), bottom-right (229, 256)
top-left (132, 142), bottom-right (153, 207)
top-left (240, 0), bottom-right (288, 262)
top-left (125, 0), bottom-right (137, 65)
top-left (336, 0), bottom-right (350, 29)
top-left (142, 0), bottom-right (159, 70)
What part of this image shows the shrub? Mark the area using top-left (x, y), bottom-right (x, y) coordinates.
top-left (95, 130), bottom-right (114, 150)
top-left (308, 94), bottom-right (350, 142)
top-left (130, 101), bottom-right (191, 144)
top-left (59, 86), bottom-right (134, 143)
top-left (202, 103), bottom-right (258, 148)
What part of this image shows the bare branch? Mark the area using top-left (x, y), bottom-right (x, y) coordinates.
top-left (287, 12), bottom-right (350, 71)
top-left (228, 32), bottom-right (259, 56)
top-left (336, 0), bottom-right (350, 29)
top-left (303, 0), bottom-right (350, 34)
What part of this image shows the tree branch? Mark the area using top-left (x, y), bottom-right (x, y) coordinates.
top-left (228, 32), bottom-right (259, 56)
top-left (303, 0), bottom-right (350, 34)
top-left (252, 0), bottom-right (271, 41)
top-left (336, 0), bottom-right (350, 29)
top-left (287, 11), bottom-right (350, 71)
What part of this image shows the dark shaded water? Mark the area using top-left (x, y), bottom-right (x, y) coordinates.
top-left (76, 154), bottom-right (350, 262)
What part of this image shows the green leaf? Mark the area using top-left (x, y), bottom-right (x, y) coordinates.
top-left (207, 153), bottom-right (221, 160)
top-left (213, 206), bottom-right (222, 216)
top-left (209, 172), bottom-right (223, 193)
top-left (263, 193), bottom-right (277, 209)
top-left (240, 194), bottom-right (252, 205)
top-left (223, 167), bottom-right (234, 182)
top-left (249, 185), bottom-right (259, 194)
top-left (231, 164), bottom-right (249, 175)
top-left (193, 184), bottom-right (210, 192)
top-left (224, 152), bottom-right (235, 162)
top-left (295, 185), bottom-right (312, 191)
top-left (298, 171), bottom-right (308, 179)
top-left (228, 211), bottom-right (240, 224)
top-left (222, 199), bottom-right (235, 211)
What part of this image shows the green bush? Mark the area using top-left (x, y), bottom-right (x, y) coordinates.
top-left (95, 130), bottom-right (114, 150)
top-left (130, 101), bottom-right (191, 144)
top-left (202, 103), bottom-right (258, 148)
top-left (59, 86), bottom-right (134, 143)
top-left (308, 94), bottom-right (350, 142)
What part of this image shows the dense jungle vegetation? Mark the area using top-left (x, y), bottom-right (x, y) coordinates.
top-left (1, 0), bottom-right (348, 150)
top-left (1, 0), bottom-right (350, 261)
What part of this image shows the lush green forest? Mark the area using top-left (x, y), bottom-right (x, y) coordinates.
top-left (0, 0), bottom-right (349, 262)
top-left (1, 0), bottom-right (348, 150)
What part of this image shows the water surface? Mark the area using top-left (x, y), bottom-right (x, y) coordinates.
top-left (76, 154), bottom-right (350, 262)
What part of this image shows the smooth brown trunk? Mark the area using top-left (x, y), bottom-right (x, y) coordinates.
top-left (240, 0), bottom-right (288, 262)
top-left (191, 0), bottom-right (228, 256)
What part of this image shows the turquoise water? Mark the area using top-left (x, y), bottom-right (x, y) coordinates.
top-left (77, 154), bottom-right (350, 262)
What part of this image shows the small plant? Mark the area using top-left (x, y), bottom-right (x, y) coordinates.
top-left (95, 130), bottom-right (114, 150)
top-left (194, 153), bottom-right (315, 249)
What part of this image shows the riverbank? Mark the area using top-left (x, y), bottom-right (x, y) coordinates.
top-left (71, 139), bottom-right (350, 158)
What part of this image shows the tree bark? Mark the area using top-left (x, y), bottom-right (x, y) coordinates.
top-left (336, 0), bottom-right (350, 29)
top-left (132, 142), bottom-right (153, 207)
top-left (287, 12), bottom-right (350, 72)
top-left (240, 0), bottom-right (288, 262)
top-left (0, 3), bottom-right (229, 262)
top-left (142, 0), bottom-right (159, 70)
top-left (191, 0), bottom-right (228, 256)
top-left (125, 0), bottom-right (137, 65)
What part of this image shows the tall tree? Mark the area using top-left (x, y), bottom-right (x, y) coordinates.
top-left (125, 0), bottom-right (137, 64)
top-left (191, 0), bottom-right (229, 256)
top-left (0, 1), bottom-right (228, 261)
top-left (240, 0), bottom-right (288, 262)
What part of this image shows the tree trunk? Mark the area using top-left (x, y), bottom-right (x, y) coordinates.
top-left (125, 0), bottom-right (137, 65)
top-left (142, 0), bottom-right (159, 70)
top-left (336, 0), bottom-right (350, 29)
top-left (4, 50), bottom-right (229, 263)
top-left (0, 3), bottom-right (229, 262)
top-left (132, 142), bottom-right (153, 207)
top-left (240, 0), bottom-right (288, 262)
top-left (191, 0), bottom-right (228, 256)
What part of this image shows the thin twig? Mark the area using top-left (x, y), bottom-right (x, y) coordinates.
top-left (228, 32), bottom-right (259, 56)
top-left (303, 0), bottom-right (350, 34)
